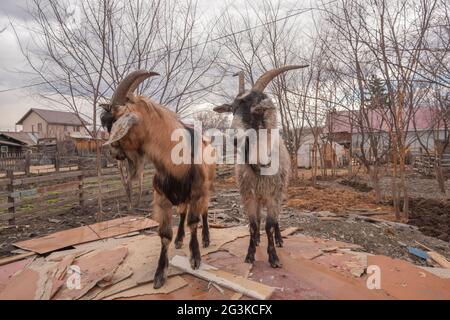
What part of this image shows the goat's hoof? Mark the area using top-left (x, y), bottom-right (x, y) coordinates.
top-left (245, 254), bottom-right (255, 264)
top-left (269, 256), bottom-right (282, 268)
top-left (275, 239), bottom-right (283, 248)
top-left (202, 238), bottom-right (210, 248)
top-left (153, 273), bottom-right (166, 289)
top-left (174, 240), bottom-right (183, 249)
top-left (190, 256), bottom-right (201, 270)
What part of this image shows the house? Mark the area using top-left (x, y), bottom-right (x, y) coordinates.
top-left (16, 108), bottom-right (89, 141)
top-left (324, 107), bottom-right (449, 162)
top-left (0, 132), bottom-right (39, 155)
top-left (296, 128), bottom-right (347, 168)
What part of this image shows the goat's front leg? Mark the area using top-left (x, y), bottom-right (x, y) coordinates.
top-left (174, 203), bottom-right (187, 249)
top-left (244, 197), bottom-right (259, 264)
top-left (201, 211), bottom-right (210, 248)
top-left (153, 191), bottom-right (173, 289)
top-left (266, 200), bottom-right (282, 268)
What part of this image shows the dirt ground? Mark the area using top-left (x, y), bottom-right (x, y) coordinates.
top-left (1, 166), bottom-right (449, 268)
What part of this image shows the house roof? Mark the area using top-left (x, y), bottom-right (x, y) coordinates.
top-left (0, 131), bottom-right (39, 146)
top-left (16, 108), bottom-right (85, 126)
top-left (0, 139), bottom-right (23, 147)
top-left (325, 107), bottom-right (449, 134)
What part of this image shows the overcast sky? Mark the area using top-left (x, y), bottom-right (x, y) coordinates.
top-left (0, 0), bottom-right (312, 131)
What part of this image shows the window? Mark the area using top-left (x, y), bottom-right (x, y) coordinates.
top-left (32, 125), bottom-right (35, 133)
top-left (64, 125), bottom-right (68, 132)
top-left (37, 123), bottom-right (42, 132)
top-left (1, 146), bottom-right (8, 153)
top-left (75, 126), bottom-right (80, 132)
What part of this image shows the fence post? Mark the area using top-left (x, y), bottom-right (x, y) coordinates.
top-left (25, 152), bottom-right (31, 176)
top-left (55, 152), bottom-right (60, 172)
top-left (78, 172), bottom-right (84, 207)
top-left (6, 170), bottom-right (15, 225)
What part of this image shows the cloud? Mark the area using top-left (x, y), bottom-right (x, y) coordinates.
top-left (0, 0), bottom-right (32, 21)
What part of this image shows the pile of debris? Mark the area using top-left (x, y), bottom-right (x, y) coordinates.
top-left (0, 217), bottom-right (449, 300)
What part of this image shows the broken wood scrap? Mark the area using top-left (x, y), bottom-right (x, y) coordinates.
top-left (0, 252), bottom-right (36, 267)
top-left (105, 276), bottom-right (187, 300)
top-left (281, 227), bottom-right (299, 237)
top-left (170, 255), bottom-right (275, 300)
top-left (426, 251), bottom-right (450, 269)
top-left (52, 246), bottom-right (128, 300)
top-left (419, 267), bottom-right (450, 279)
top-left (350, 214), bottom-right (418, 230)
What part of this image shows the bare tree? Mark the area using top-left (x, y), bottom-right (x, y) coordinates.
top-left (215, 0), bottom-right (311, 179)
top-left (14, 0), bottom-right (223, 214)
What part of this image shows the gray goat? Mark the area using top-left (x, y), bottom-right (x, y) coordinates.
top-left (213, 65), bottom-right (307, 267)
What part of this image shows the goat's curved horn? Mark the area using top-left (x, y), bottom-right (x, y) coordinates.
top-left (111, 70), bottom-right (160, 106)
top-left (252, 65), bottom-right (308, 93)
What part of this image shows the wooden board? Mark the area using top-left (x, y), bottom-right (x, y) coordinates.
top-left (0, 252), bottom-right (36, 267)
top-left (427, 251), bottom-right (450, 269)
top-left (170, 255), bottom-right (275, 300)
top-left (105, 276), bottom-right (187, 300)
top-left (14, 216), bottom-right (158, 254)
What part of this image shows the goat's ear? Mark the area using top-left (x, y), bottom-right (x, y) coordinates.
top-left (213, 104), bottom-right (232, 113)
top-left (100, 103), bottom-right (111, 111)
top-left (104, 112), bottom-right (140, 145)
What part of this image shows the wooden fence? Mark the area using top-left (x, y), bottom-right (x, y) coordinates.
top-left (413, 154), bottom-right (450, 176)
top-left (0, 167), bottom-right (155, 223)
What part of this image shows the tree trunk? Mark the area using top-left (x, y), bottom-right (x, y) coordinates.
top-left (370, 165), bottom-right (382, 203)
top-left (391, 146), bottom-right (400, 220)
top-left (435, 162), bottom-right (446, 194)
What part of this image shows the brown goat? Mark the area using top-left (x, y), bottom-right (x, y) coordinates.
top-left (101, 70), bottom-right (215, 288)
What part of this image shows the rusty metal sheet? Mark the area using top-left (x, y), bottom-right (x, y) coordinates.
top-left (0, 258), bottom-right (35, 294)
top-left (0, 268), bottom-right (40, 300)
top-left (14, 216), bottom-right (158, 254)
top-left (367, 255), bottom-right (450, 300)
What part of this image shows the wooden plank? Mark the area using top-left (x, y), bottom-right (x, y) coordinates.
top-left (0, 212), bottom-right (14, 221)
top-left (0, 252), bottom-right (36, 266)
top-left (281, 227), bottom-right (299, 237)
top-left (0, 202), bottom-right (14, 210)
top-left (13, 216), bottom-right (159, 254)
top-left (12, 171), bottom-right (83, 186)
top-left (427, 251), bottom-right (450, 268)
top-left (0, 178), bottom-right (11, 187)
top-left (419, 267), bottom-right (450, 279)
top-left (170, 255), bottom-right (275, 300)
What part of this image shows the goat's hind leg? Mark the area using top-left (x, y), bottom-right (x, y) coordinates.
top-left (187, 195), bottom-right (208, 269)
top-left (244, 197), bottom-right (259, 264)
top-left (174, 203), bottom-right (187, 249)
top-left (153, 191), bottom-right (173, 289)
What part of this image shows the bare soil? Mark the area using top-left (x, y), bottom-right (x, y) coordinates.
top-left (407, 198), bottom-right (450, 242)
